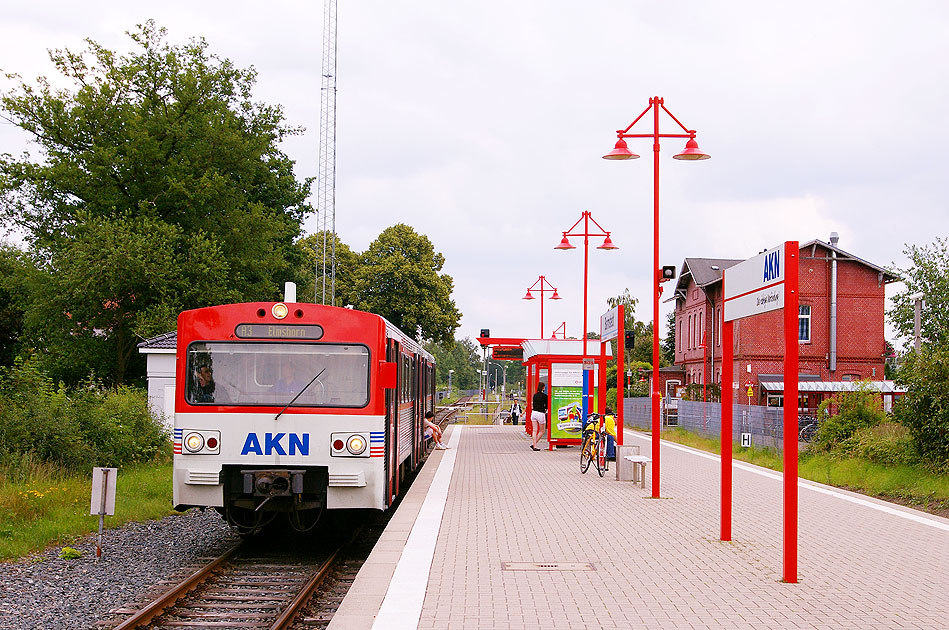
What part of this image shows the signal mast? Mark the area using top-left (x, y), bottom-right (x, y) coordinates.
top-left (316, 0), bottom-right (338, 305)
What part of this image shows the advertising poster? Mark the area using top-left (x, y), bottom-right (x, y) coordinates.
top-left (549, 363), bottom-right (597, 440)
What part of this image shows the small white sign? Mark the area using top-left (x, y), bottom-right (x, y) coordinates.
top-left (741, 433), bottom-right (752, 448)
top-left (551, 363), bottom-right (583, 387)
top-left (599, 306), bottom-right (620, 342)
top-left (724, 244), bottom-right (786, 322)
top-left (90, 467), bottom-right (118, 516)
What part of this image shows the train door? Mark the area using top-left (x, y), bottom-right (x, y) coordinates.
top-left (385, 339), bottom-right (399, 506)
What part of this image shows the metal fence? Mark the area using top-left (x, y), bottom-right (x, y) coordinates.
top-left (623, 397), bottom-right (788, 451)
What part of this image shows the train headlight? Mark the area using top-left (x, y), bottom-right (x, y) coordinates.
top-left (272, 303), bottom-right (289, 319)
top-left (346, 435), bottom-right (367, 455)
top-left (178, 429), bottom-right (220, 455)
top-left (184, 432), bottom-right (205, 453)
top-left (331, 432), bottom-right (370, 457)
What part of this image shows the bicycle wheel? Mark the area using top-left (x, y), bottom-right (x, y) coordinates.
top-left (580, 434), bottom-right (593, 474)
top-left (596, 433), bottom-right (606, 477)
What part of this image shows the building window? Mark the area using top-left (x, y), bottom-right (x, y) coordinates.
top-left (677, 318), bottom-right (682, 351)
top-left (716, 308), bottom-right (721, 346)
top-left (799, 305), bottom-right (811, 342)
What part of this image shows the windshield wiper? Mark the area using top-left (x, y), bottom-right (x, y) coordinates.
top-left (275, 368), bottom-right (326, 421)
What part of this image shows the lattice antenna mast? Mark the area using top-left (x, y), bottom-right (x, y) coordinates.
top-left (316, 0), bottom-right (338, 305)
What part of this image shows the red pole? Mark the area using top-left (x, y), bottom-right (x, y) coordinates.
top-left (783, 241), bottom-right (800, 583)
top-left (582, 212), bottom-right (589, 359)
top-left (651, 96), bottom-right (662, 498)
top-left (721, 318), bottom-right (733, 541)
top-left (540, 277), bottom-right (545, 339)
top-left (617, 304), bottom-right (625, 445)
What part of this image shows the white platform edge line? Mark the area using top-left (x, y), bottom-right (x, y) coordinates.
top-left (371, 425), bottom-right (463, 630)
top-left (625, 428), bottom-right (949, 533)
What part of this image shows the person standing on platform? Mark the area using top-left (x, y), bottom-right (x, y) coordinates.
top-left (510, 400), bottom-right (521, 425)
top-left (530, 383), bottom-right (548, 451)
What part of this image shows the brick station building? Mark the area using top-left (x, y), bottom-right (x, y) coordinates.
top-left (665, 234), bottom-right (900, 412)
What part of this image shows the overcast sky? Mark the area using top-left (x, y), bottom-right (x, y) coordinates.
top-left (2, 1), bottom-right (946, 348)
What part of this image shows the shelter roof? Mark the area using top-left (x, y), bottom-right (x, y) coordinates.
top-left (760, 380), bottom-right (906, 393)
top-left (521, 339), bottom-right (614, 361)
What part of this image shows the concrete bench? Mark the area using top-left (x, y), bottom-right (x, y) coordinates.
top-left (623, 455), bottom-right (652, 489)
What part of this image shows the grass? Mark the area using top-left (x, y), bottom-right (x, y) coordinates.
top-left (656, 427), bottom-right (949, 513)
top-left (0, 460), bottom-right (177, 561)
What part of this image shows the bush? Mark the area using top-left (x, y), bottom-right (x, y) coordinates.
top-left (815, 382), bottom-right (888, 450)
top-left (682, 382), bottom-right (720, 402)
top-left (838, 422), bottom-right (919, 466)
top-left (893, 346), bottom-right (949, 471)
top-left (0, 359), bottom-right (168, 475)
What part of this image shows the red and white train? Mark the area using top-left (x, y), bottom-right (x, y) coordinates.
top-left (173, 301), bottom-right (435, 533)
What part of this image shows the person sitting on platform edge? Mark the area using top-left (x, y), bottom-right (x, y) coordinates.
top-left (424, 411), bottom-right (448, 450)
top-left (530, 383), bottom-right (547, 451)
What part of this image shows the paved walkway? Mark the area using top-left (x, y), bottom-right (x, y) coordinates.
top-left (329, 424), bottom-right (949, 629)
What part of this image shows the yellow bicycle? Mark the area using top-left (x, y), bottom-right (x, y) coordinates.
top-left (579, 413), bottom-right (607, 477)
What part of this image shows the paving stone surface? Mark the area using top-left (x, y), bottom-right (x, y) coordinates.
top-left (332, 425), bottom-right (949, 630)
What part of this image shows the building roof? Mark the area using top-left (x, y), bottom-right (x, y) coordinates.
top-left (672, 238), bottom-right (898, 302)
top-left (137, 330), bottom-right (176, 351)
top-left (800, 239), bottom-right (899, 283)
top-left (672, 258), bottom-right (742, 301)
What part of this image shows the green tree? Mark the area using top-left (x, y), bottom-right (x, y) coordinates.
top-left (663, 311), bottom-right (676, 365)
top-left (353, 224), bottom-right (461, 344)
top-left (607, 289), bottom-right (638, 364)
top-left (0, 245), bottom-right (30, 367)
top-left (23, 213), bottom-right (232, 384)
top-left (893, 346), bottom-right (949, 470)
top-left (0, 22), bottom-right (312, 382)
top-left (888, 238), bottom-right (949, 349)
top-left (425, 337), bottom-right (482, 390)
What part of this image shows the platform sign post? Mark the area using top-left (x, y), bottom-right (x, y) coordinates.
top-left (600, 304), bottom-right (624, 445)
top-left (90, 467), bottom-right (117, 562)
top-left (721, 241), bottom-right (799, 583)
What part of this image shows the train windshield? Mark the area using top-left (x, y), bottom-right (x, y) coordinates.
top-left (185, 342), bottom-right (370, 408)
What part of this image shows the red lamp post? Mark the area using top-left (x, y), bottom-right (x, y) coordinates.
top-left (604, 96), bottom-right (709, 498)
top-left (554, 211), bottom-right (617, 358)
top-left (551, 321), bottom-right (567, 340)
top-left (523, 276), bottom-right (561, 339)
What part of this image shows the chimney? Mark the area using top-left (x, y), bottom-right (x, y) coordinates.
top-left (829, 232), bottom-right (839, 246)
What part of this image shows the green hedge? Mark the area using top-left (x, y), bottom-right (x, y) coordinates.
top-left (0, 360), bottom-right (168, 479)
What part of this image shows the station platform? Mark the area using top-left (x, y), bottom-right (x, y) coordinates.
top-left (327, 424), bottom-right (949, 630)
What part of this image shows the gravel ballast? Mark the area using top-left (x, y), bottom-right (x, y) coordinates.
top-left (0, 509), bottom-right (238, 630)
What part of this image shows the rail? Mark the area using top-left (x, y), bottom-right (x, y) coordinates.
top-left (108, 536), bottom-right (349, 630)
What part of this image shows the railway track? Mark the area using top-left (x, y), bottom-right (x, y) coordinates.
top-left (104, 534), bottom-right (349, 630)
top-left (102, 405), bottom-right (455, 630)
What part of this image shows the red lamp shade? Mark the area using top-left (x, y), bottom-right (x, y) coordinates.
top-left (555, 235), bottom-right (575, 250)
top-left (550, 289), bottom-right (562, 300)
top-left (597, 234), bottom-right (618, 250)
top-left (523, 290), bottom-right (535, 300)
top-left (673, 138), bottom-right (710, 160)
top-left (602, 137), bottom-right (640, 160)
